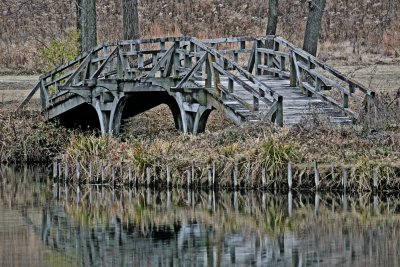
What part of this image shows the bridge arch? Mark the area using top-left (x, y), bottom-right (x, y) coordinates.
top-left (115, 92), bottom-right (185, 135)
top-left (56, 103), bottom-right (101, 132)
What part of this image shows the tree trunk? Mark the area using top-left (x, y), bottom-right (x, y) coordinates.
top-left (80, 0), bottom-right (97, 52)
top-left (303, 0), bottom-right (326, 56)
top-left (122, 0), bottom-right (140, 40)
top-left (266, 0), bottom-right (278, 36)
top-left (75, 0), bottom-right (83, 51)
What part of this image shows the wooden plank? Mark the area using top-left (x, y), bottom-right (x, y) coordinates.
top-left (302, 82), bottom-right (357, 119)
top-left (257, 48), bottom-right (289, 58)
top-left (16, 81), bottom-right (41, 111)
top-left (296, 61), bottom-right (363, 101)
top-left (90, 47), bottom-right (119, 79)
top-left (257, 65), bottom-right (290, 78)
top-left (63, 54), bottom-right (92, 86)
top-left (144, 44), bottom-right (176, 79)
top-left (212, 63), bottom-right (272, 106)
top-left (174, 52), bottom-right (207, 88)
top-left (275, 36), bottom-right (375, 97)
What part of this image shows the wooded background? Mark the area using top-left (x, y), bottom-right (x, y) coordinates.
top-left (0, 0), bottom-right (399, 72)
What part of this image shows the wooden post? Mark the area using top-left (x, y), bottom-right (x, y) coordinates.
top-left (53, 161), bottom-right (58, 179)
top-left (166, 165), bottom-right (171, 187)
top-left (343, 93), bottom-right (349, 108)
top-left (233, 162), bottom-right (238, 189)
top-left (120, 161), bottom-right (123, 182)
top-left (112, 167), bottom-right (115, 186)
top-left (212, 161), bottom-right (216, 187)
top-left (275, 96), bottom-right (283, 127)
top-left (289, 53), bottom-right (297, 87)
top-left (288, 162), bottom-right (293, 190)
top-left (255, 44), bottom-right (261, 75)
top-left (253, 95), bottom-right (259, 111)
top-left (261, 167), bottom-right (266, 188)
top-left (172, 41), bottom-right (180, 78)
top-left (208, 167), bottom-right (212, 189)
top-left (186, 170), bottom-right (191, 188)
top-left (191, 161), bottom-right (195, 187)
top-left (101, 163), bottom-right (105, 184)
top-left (373, 195), bottom-right (378, 214)
top-left (76, 160), bottom-right (80, 182)
top-left (314, 161), bottom-right (320, 190)
top-left (228, 78), bottom-right (234, 93)
top-left (373, 169), bottom-right (379, 191)
top-left (128, 166), bottom-right (132, 185)
top-left (233, 52), bottom-right (238, 63)
top-left (64, 163), bottom-right (69, 181)
top-left (314, 193), bottom-right (320, 216)
top-left (76, 186), bottom-right (80, 204)
top-left (88, 162), bottom-right (92, 183)
top-left (146, 167), bottom-right (151, 187)
top-left (342, 168), bottom-right (348, 192)
top-left (288, 191), bottom-right (293, 217)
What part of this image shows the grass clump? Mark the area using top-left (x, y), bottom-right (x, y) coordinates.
top-left (259, 137), bottom-right (299, 179)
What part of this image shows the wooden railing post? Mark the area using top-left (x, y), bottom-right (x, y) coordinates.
top-left (276, 96), bottom-right (283, 126)
top-left (272, 41), bottom-right (280, 77)
top-left (289, 53), bottom-right (297, 87)
top-left (343, 93), bottom-right (349, 108)
top-left (172, 41), bottom-right (180, 78)
top-left (205, 56), bottom-right (212, 88)
top-left (255, 40), bottom-right (262, 75)
top-left (228, 78), bottom-right (234, 93)
top-left (253, 95), bottom-right (259, 111)
top-left (117, 48), bottom-right (125, 79)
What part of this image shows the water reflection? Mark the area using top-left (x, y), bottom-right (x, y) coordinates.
top-left (1, 166), bottom-right (400, 266)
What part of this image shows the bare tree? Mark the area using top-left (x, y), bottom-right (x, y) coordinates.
top-left (77, 0), bottom-right (97, 52)
top-left (303, 0), bottom-right (326, 56)
top-left (122, 0), bottom-right (140, 40)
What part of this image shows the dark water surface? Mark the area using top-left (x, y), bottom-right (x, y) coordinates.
top-left (1, 166), bottom-right (400, 266)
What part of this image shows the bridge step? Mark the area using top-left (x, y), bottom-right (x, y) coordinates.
top-left (197, 74), bottom-right (352, 126)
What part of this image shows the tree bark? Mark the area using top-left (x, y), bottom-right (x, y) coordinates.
top-left (122, 0), bottom-right (140, 40)
top-left (266, 0), bottom-right (278, 36)
top-left (80, 0), bottom-right (97, 52)
top-left (303, 0), bottom-right (326, 56)
top-left (75, 0), bottom-right (83, 51)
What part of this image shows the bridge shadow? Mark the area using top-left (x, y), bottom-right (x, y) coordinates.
top-left (56, 103), bottom-right (101, 133)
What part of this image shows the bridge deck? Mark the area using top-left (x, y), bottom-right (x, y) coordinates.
top-left (17, 36), bottom-right (375, 134)
top-left (197, 75), bottom-right (352, 125)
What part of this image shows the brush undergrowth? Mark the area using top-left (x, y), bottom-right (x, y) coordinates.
top-left (0, 108), bottom-right (69, 162)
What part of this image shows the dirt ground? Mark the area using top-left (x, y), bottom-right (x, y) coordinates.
top-left (0, 75), bottom-right (40, 103)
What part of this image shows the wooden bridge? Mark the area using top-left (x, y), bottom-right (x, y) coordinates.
top-left (17, 36), bottom-right (376, 134)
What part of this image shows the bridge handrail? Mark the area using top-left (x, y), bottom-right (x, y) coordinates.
top-left (39, 37), bottom-right (192, 80)
top-left (273, 36), bottom-right (375, 97)
top-left (190, 38), bottom-right (282, 101)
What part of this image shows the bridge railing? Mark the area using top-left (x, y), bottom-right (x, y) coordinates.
top-left (192, 37), bottom-right (284, 125)
top-left (203, 35), bottom-right (376, 121)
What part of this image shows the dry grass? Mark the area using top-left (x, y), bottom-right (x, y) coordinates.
top-left (0, 0), bottom-right (399, 73)
top-left (57, 101), bottom-right (400, 190)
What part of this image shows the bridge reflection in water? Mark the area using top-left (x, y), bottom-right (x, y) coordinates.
top-left (0, 166), bottom-right (399, 266)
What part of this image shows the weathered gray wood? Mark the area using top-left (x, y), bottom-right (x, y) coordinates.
top-left (314, 161), bottom-right (320, 190)
top-left (288, 162), bottom-right (293, 190)
top-left (16, 82), bottom-right (41, 111)
top-left (20, 35), bottom-right (376, 140)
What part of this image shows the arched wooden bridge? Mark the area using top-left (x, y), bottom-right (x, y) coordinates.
top-left (18, 36), bottom-right (376, 134)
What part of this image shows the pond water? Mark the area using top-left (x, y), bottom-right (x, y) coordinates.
top-left (1, 166), bottom-right (400, 266)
